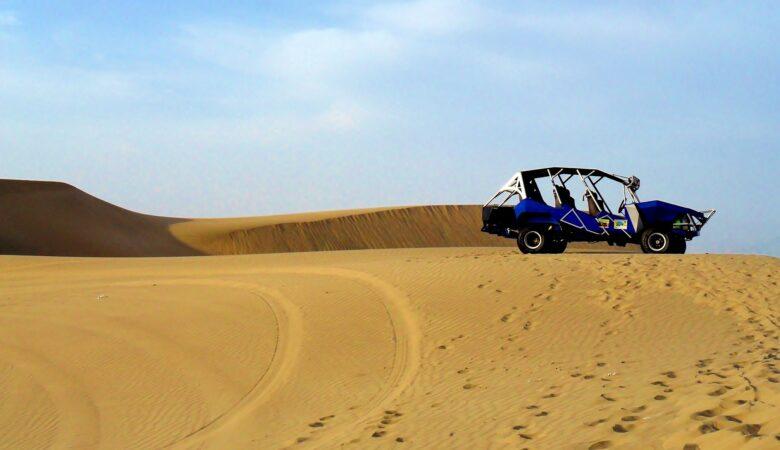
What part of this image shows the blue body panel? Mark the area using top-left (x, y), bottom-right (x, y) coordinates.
top-left (635, 200), bottom-right (704, 226)
top-left (508, 198), bottom-right (702, 243)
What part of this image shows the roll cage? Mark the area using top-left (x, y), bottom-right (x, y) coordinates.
top-left (484, 167), bottom-right (641, 215)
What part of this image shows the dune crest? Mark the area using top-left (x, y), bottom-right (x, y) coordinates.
top-left (0, 179), bottom-right (515, 256)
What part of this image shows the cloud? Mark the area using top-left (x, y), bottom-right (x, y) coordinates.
top-left (510, 9), bottom-right (674, 42)
top-left (180, 23), bottom-right (401, 94)
top-left (0, 11), bottom-right (17, 26)
top-left (263, 28), bottom-right (402, 89)
top-left (0, 65), bottom-right (139, 105)
top-left (363, 0), bottom-right (490, 34)
top-left (177, 19), bottom-right (404, 134)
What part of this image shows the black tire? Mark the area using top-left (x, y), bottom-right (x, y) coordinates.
top-left (517, 228), bottom-right (547, 254)
top-left (669, 237), bottom-right (687, 254)
top-left (545, 237), bottom-right (568, 254)
top-left (641, 229), bottom-right (673, 254)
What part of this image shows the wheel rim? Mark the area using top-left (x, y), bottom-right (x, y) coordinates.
top-left (524, 231), bottom-right (543, 250)
top-left (648, 232), bottom-right (668, 252)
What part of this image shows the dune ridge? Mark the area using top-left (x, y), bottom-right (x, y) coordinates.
top-left (172, 205), bottom-right (515, 255)
top-left (1, 179), bottom-right (637, 257)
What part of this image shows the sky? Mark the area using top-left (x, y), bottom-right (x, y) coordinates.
top-left (1, 1), bottom-right (778, 255)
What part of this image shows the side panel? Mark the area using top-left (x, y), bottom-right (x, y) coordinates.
top-left (514, 199), bottom-right (561, 227)
top-left (625, 203), bottom-right (643, 233)
top-left (635, 201), bottom-right (701, 228)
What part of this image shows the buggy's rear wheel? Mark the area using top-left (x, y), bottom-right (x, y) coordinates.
top-left (669, 237), bottom-right (687, 254)
top-left (517, 228), bottom-right (547, 254)
top-left (641, 229), bottom-right (672, 254)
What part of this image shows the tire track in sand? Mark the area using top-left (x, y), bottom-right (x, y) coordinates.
top-left (8, 276), bottom-right (303, 449)
top-left (271, 267), bottom-right (422, 449)
top-left (163, 267), bottom-right (421, 449)
top-left (117, 278), bottom-right (305, 450)
top-left (0, 344), bottom-right (102, 448)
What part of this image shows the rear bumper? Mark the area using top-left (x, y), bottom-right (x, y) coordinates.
top-left (482, 222), bottom-right (515, 238)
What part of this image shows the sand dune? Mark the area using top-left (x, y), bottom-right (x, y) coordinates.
top-left (0, 180), bottom-right (195, 257)
top-left (1, 179), bottom-right (637, 257)
top-left (0, 179), bottom-right (515, 256)
top-left (170, 205), bottom-right (519, 255)
top-left (1, 249), bottom-right (777, 448)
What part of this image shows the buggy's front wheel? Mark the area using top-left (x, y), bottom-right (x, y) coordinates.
top-left (546, 237), bottom-right (568, 254)
top-left (641, 229), bottom-right (673, 254)
top-left (517, 228), bottom-right (547, 254)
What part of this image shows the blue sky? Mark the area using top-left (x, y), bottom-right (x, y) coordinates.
top-left (1, 1), bottom-right (778, 255)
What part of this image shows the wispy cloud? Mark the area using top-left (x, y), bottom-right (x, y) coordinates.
top-left (363, 0), bottom-right (490, 34)
top-left (0, 65), bottom-right (140, 105)
top-left (179, 23), bottom-right (402, 97)
top-left (0, 11), bottom-right (17, 26)
top-left (511, 9), bottom-right (674, 42)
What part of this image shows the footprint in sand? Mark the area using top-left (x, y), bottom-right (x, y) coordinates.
top-left (740, 424), bottom-right (761, 438)
top-left (612, 424), bottom-right (631, 433)
top-left (691, 409), bottom-right (717, 420)
top-left (699, 422), bottom-right (719, 434)
top-left (708, 387), bottom-right (727, 396)
top-left (588, 441), bottom-right (612, 449)
top-left (585, 418), bottom-right (608, 427)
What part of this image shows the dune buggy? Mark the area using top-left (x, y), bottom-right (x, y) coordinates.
top-left (482, 167), bottom-right (715, 254)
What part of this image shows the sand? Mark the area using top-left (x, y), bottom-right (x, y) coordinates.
top-left (1, 249), bottom-right (777, 449)
top-left (0, 180), bottom-right (511, 256)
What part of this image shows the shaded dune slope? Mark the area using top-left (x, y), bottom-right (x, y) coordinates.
top-left (0, 180), bottom-right (196, 257)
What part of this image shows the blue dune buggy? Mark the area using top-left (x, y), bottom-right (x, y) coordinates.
top-left (481, 167), bottom-right (715, 254)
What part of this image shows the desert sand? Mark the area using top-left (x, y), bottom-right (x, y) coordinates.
top-left (1, 180), bottom-right (778, 449)
top-left (1, 250), bottom-right (778, 449)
